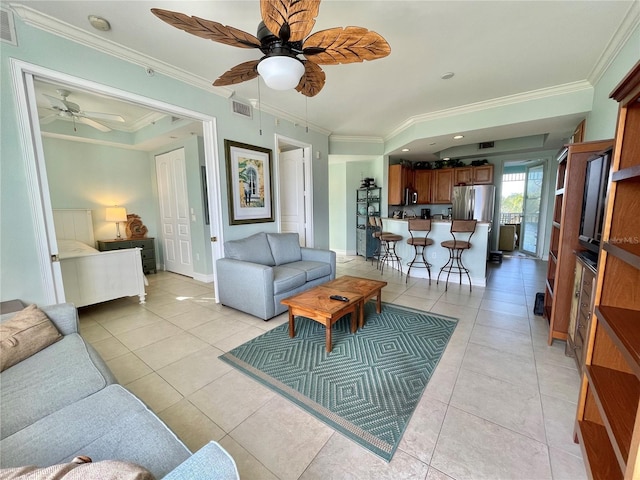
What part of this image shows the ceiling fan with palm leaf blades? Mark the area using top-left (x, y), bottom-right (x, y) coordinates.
top-left (151, 0), bottom-right (390, 97)
top-left (41, 89), bottom-right (125, 132)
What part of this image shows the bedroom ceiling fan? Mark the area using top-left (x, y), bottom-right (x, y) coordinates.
top-left (41, 89), bottom-right (125, 132)
top-left (151, 0), bottom-right (391, 97)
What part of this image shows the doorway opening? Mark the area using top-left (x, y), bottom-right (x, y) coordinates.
top-left (499, 161), bottom-right (545, 257)
top-left (275, 134), bottom-right (313, 247)
top-left (11, 59), bottom-right (224, 304)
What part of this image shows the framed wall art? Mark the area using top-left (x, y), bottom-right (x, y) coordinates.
top-left (224, 139), bottom-right (274, 225)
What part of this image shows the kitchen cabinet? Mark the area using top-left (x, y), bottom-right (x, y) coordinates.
top-left (454, 165), bottom-right (494, 186)
top-left (388, 164), bottom-right (407, 205)
top-left (432, 168), bottom-right (454, 204)
top-left (413, 170), bottom-right (432, 204)
top-left (575, 60), bottom-right (640, 480)
top-left (473, 164), bottom-right (494, 184)
top-left (454, 167), bottom-right (473, 186)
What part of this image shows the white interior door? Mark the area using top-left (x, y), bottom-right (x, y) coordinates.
top-left (155, 148), bottom-right (194, 277)
top-left (279, 148), bottom-right (307, 246)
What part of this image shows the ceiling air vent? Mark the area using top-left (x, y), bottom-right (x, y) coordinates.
top-left (231, 100), bottom-right (252, 119)
top-left (478, 141), bottom-right (494, 149)
top-left (0, 7), bottom-right (17, 46)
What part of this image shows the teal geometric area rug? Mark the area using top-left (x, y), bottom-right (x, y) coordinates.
top-left (219, 302), bottom-right (457, 461)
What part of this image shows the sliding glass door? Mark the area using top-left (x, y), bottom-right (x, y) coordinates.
top-left (521, 163), bottom-right (544, 255)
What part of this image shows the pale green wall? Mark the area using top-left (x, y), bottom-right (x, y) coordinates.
top-left (328, 157), bottom-right (383, 254)
top-left (585, 22), bottom-right (640, 141)
top-left (42, 137), bottom-right (158, 242)
top-left (0, 16), bottom-right (329, 304)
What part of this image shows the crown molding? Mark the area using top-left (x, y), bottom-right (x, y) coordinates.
top-left (384, 80), bottom-right (594, 142)
top-left (329, 135), bottom-right (384, 144)
top-left (587, 0), bottom-right (640, 85)
top-left (10, 3), bottom-right (331, 137)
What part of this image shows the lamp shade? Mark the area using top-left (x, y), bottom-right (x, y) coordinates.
top-left (105, 206), bottom-right (127, 222)
top-left (257, 56), bottom-right (305, 90)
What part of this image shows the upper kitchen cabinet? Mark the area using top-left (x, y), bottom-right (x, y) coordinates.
top-left (454, 164), bottom-right (494, 186)
top-left (432, 168), bottom-right (454, 204)
top-left (388, 164), bottom-right (415, 205)
top-left (414, 170), bottom-right (432, 204)
top-left (473, 164), bottom-right (494, 184)
top-left (454, 167), bottom-right (473, 186)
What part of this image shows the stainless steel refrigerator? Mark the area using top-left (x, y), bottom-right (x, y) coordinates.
top-left (452, 185), bottom-right (496, 222)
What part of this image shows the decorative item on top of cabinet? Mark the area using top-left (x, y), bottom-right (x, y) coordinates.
top-left (575, 60), bottom-right (640, 480)
top-left (543, 139), bottom-right (613, 345)
top-left (97, 238), bottom-right (156, 274)
top-left (356, 187), bottom-right (381, 259)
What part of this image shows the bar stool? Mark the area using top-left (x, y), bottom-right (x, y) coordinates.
top-left (379, 231), bottom-right (403, 275)
top-left (405, 219), bottom-right (434, 284)
top-left (369, 217), bottom-right (390, 268)
top-left (437, 220), bottom-right (477, 291)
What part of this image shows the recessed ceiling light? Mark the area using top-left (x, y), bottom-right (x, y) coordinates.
top-left (442, 157), bottom-right (451, 161)
top-left (88, 15), bottom-right (111, 31)
top-left (453, 135), bottom-right (464, 140)
top-left (402, 148), bottom-right (410, 152)
top-left (441, 72), bottom-right (455, 80)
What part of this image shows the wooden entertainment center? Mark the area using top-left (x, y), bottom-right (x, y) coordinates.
top-left (574, 61), bottom-right (640, 479)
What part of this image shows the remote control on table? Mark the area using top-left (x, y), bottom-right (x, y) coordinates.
top-left (329, 295), bottom-right (349, 302)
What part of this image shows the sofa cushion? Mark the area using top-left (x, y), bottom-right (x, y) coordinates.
top-left (272, 266), bottom-right (306, 295)
top-left (267, 233), bottom-right (302, 266)
top-left (224, 232), bottom-right (275, 266)
top-left (0, 385), bottom-right (190, 479)
top-left (287, 261), bottom-right (332, 281)
top-left (1, 333), bottom-right (111, 440)
top-left (0, 304), bottom-right (62, 372)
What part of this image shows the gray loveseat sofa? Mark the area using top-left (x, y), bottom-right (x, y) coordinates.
top-left (217, 232), bottom-right (336, 320)
top-left (0, 303), bottom-right (239, 479)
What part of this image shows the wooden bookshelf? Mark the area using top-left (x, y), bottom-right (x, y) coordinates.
top-left (576, 60), bottom-right (640, 480)
top-left (545, 139), bottom-right (613, 344)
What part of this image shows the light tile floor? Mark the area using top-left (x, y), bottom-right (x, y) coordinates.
top-left (78, 255), bottom-right (587, 480)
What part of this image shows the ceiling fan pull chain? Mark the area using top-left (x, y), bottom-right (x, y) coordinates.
top-left (257, 77), bottom-right (263, 136)
top-left (305, 96), bottom-right (308, 134)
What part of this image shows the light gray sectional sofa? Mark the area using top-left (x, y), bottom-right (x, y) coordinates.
top-left (0, 303), bottom-right (239, 479)
top-left (217, 232), bottom-right (336, 320)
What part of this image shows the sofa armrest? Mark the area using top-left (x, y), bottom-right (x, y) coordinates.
top-left (162, 442), bottom-right (239, 480)
top-left (40, 303), bottom-right (79, 335)
top-left (216, 258), bottom-right (276, 319)
top-left (301, 247), bottom-right (336, 279)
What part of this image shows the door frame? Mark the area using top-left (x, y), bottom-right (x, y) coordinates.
top-left (10, 58), bottom-right (225, 302)
top-left (520, 161), bottom-right (547, 257)
top-left (274, 134), bottom-right (314, 247)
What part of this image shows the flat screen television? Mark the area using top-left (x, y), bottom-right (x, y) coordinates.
top-left (578, 148), bottom-right (612, 256)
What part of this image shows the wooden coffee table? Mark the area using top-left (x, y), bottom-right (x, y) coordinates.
top-left (323, 276), bottom-right (388, 328)
top-left (282, 286), bottom-right (362, 353)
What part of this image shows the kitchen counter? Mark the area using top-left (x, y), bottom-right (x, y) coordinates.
top-left (381, 218), bottom-right (490, 286)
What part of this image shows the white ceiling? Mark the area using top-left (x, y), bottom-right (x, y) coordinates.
top-left (15, 0), bottom-right (638, 158)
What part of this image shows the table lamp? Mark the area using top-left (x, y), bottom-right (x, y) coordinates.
top-left (106, 206), bottom-right (127, 239)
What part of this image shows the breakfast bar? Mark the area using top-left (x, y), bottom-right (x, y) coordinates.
top-left (380, 218), bottom-right (490, 287)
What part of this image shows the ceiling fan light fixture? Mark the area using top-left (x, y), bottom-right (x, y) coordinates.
top-left (257, 56), bottom-right (305, 91)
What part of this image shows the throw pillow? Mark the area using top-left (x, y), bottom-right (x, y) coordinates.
top-left (267, 233), bottom-right (302, 265)
top-left (224, 232), bottom-right (275, 266)
top-left (0, 456), bottom-right (155, 479)
top-left (0, 304), bottom-right (62, 372)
